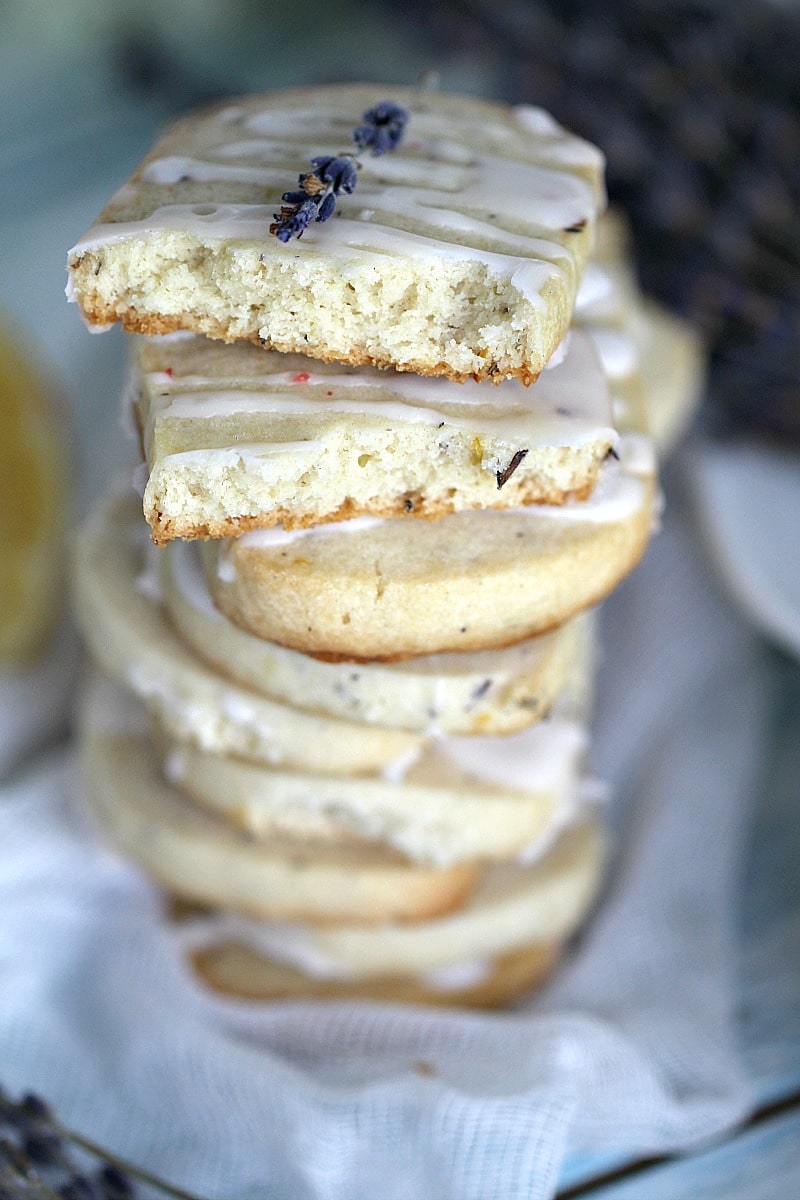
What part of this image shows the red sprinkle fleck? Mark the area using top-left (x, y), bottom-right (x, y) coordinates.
top-left (164, 368), bottom-right (173, 376)
top-left (292, 372), bottom-right (311, 383)
top-left (326, 390), bottom-right (333, 396)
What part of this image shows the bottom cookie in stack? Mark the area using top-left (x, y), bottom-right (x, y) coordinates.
top-left (180, 814), bottom-right (604, 1009)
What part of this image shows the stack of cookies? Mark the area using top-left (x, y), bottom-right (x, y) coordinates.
top-left (67, 85), bottom-right (667, 1008)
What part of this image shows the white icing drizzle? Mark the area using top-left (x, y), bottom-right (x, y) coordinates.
top-left (216, 548), bottom-right (236, 583)
top-left (616, 431), bottom-right (655, 476)
top-left (511, 106), bottom-right (561, 136)
top-left (68, 97), bottom-right (602, 310)
top-left (171, 773), bottom-right (596, 982)
top-left (175, 909), bottom-right (496, 987)
top-left (142, 156), bottom-right (290, 187)
top-left (545, 330), bottom-right (571, 369)
top-left (177, 912), bottom-right (360, 981)
top-left (219, 690), bottom-right (259, 727)
top-left (420, 958), bottom-right (493, 991)
top-left (139, 328), bottom-right (613, 461)
top-left (331, 153), bottom-right (594, 249)
top-left (237, 516), bottom-right (384, 552)
top-left (70, 206), bottom-right (560, 308)
top-left (514, 776), bottom-right (602, 865)
top-left (240, 102), bottom-right (602, 174)
top-left (379, 744), bottom-right (424, 785)
top-left (215, 105), bottom-right (245, 124)
top-left (154, 441), bottom-right (323, 479)
top-left (574, 257), bottom-right (645, 402)
top-left (177, 912), bottom-right (496, 988)
top-left (511, 104), bottom-right (606, 174)
top-left (431, 718), bottom-right (587, 793)
top-left (144, 329), bottom-right (197, 344)
top-left (163, 746), bottom-right (187, 785)
top-left (169, 536), bottom-right (551, 700)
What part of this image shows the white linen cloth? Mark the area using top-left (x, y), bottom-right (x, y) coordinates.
top-left (0, 474), bottom-right (771, 1200)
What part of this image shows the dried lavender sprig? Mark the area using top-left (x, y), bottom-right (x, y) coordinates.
top-left (0, 1088), bottom-right (207, 1200)
top-left (352, 101), bottom-right (409, 155)
top-left (270, 100), bottom-right (409, 241)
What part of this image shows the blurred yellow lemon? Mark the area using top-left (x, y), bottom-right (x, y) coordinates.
top-left (0, 320), bottom-right (66, 664)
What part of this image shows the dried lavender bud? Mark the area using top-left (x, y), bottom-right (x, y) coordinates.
top-left (0, 1086), bottom-right (145, 1200)
top-left (308, 155), bottom-right (359, 194)
top-left (61, 1176), bottom-right (102, 1200)
top-left (23, 1130), bottom-right (65, 1166)
top-left (270, 198), bottom-right (318, 243)
top-left (96, 1165), bottom-right (134, 1200)
top-left (0, 1177), bottom-right (56, 1200)
top-left (272, 157), bottom-right (356, 238)
top-left (281, 189), bottom-right (312, 205)
top-left (352, 101), bottom-right (409, 155)
top-left (19, 1096), bottom-right (52, 1124)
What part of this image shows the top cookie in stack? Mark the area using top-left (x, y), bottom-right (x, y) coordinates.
top-left (66, 84), bottom-right (605, 385)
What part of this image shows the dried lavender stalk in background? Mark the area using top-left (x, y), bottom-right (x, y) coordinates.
top-left (271, 100), bottom-right (409, 241)
top-left (390, 0), bottom-right (800, 441)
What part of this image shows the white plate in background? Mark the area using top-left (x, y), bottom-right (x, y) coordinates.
top-left (692, 442), bottom-right (800, 660)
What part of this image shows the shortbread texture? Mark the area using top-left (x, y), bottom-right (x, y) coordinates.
top-left (133, 329), bottom-right (616, 542)
top-left (67, 84), bottom-right (605, 383)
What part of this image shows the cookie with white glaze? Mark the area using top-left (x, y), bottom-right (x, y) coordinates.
top-left (80, 678), bottom-right (479, 924)
top-left (67, 84), bottom-right (605, 384)
top-left (132, 328), bottom-right (616, 543)
top-left (160, 505), bottom-right (593, 735)
top-left (72, 496), bottom-right (422, 774)
top-left (204, 434), bottom-right (657, 660)
top-left (156, 712), bottom-right (596, 867)
top-left (190, 935), bottom-right (561, 1009)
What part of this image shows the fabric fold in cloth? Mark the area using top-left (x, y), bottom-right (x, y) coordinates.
top-left (0, 479), bottom-right (772, 1200)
